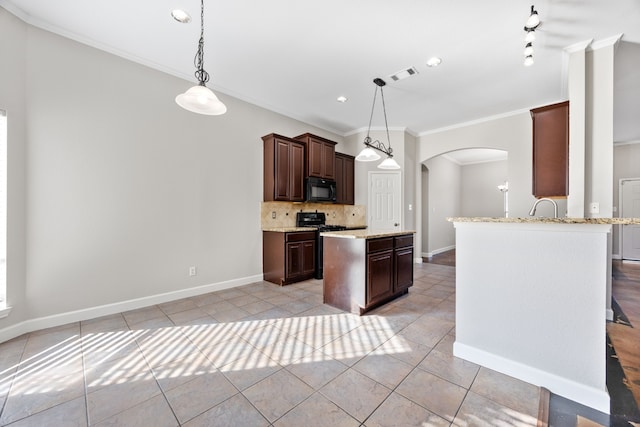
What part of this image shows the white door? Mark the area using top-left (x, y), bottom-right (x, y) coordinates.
top-left (621, 179), bottom-right (640, 261)
top-left (369, 171), bottom-right (401, 230)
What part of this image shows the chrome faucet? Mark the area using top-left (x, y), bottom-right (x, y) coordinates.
top-left (529, 198), bottom-right (558, 218)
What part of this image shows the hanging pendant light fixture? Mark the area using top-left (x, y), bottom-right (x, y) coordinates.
top-left (355, 78), bottom-right (400, 170)
top-left (175, 0), bottom-right (227, 115)
top-left (525, 5), bottom-right (540, 30)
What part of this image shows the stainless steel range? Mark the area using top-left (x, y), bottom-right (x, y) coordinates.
top-left (296, 212), bottom-right (346, 279)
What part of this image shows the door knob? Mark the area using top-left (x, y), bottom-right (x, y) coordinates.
top-left (394, 223), bottom-right (399, 227)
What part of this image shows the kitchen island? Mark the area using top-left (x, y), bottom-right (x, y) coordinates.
top-left (321, 229), bottom-right (415, 315)
top-left (449, 217), bottom-right (640, 414)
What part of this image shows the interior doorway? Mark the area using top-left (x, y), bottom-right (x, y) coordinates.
top-left (621, 178), bottom-right (640, 260)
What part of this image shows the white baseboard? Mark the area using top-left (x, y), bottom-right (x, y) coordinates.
top-left (612, 253), bottom-right (621, 260)
top-left (0, 273), bottom-right (264, 344)
top-left (423, 245), bottom-right (456, 258)
top-left (606, 308), bottom-right (614, 321)
top-left (453, 341), bottom-right (610, 414)
top-left (414, 257), bottom-right (423, 264)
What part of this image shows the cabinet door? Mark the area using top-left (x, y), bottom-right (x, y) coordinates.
top-left (335, 155), bottom-right (345, 204)
top-left (531, 101), bottom-right (569, 198)
top-left (286, 242), bottom-right (303, 278)
top-left (308, 139), bottom-right (323, 177)
top-left (322, 142), bottom-right (336, 179)
top-left (394, 247), bottom-right (414, 292)
top-left (344, 155), bottom-right (354, 205)
top-left (290, 142), bottom-right (305, 201)
top-left (274, 140), bottom-right (291, 200)
top-left (302, 241), bottom-right (316, 276)
top-left (335, 153), bottom-right (355, 205)
top-left (367, 250), bottom-right (394, 305)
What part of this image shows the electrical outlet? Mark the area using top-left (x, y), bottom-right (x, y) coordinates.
top-left (189, 266), bottom-right (197, 276)
top-left (589, 202), bottom-right (600, 214)
top-left (271, 211), bottom-right (276, 219)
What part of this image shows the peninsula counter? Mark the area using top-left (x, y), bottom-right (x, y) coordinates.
top-left (447, 218), bottom-right (640, 413)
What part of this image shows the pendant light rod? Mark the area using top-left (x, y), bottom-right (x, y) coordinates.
top-left (193, 0), bottom-right (209, 86)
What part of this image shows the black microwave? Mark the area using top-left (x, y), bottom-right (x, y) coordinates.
top-left (306, 177), bottom-right (337, 203)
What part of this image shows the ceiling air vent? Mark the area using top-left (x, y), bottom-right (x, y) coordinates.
top-left (389, 66), bottom-right (419, 82)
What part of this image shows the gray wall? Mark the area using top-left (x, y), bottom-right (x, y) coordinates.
top-left (423, 156), bottom-right (461, 256)
top-left (0, 15), bottom-right (343, 333)
top-left (0, 8), bottom-right (27, 324)
top-left (461, 160), bottom-right (508, 217)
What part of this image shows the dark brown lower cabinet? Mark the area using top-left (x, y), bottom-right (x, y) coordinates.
top-left (263, 231), bottom-right (316, 285)
top-left (324, 233), bottom-right (414, 315)
top-left (367, 248), bottom-right (394, 306)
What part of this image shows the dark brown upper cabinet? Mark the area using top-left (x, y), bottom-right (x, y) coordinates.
top-left (335, 152), bottom-right (355, 205)
top-left (262, 133), bottom-right (305, 202)
top-left (295, 133), bottom-right (337, 180)
top-left (531, 101), bottom-right (569, 198)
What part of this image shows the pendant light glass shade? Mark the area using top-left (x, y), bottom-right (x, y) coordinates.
top-left (176, 85), bottom-right (227, 115)
top-left (524, 29), bottom-right (536, 43)
top-left (355, 147), bottom-right (382, 162)
top-left (378, 157), bottom-right (401, 170)
top-left (525, 5), bottom-right (540, 29)
top-left (523, 43), bottom-right (534, 56)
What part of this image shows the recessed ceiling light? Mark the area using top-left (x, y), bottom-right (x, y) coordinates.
top-left (171, 9), bottom-right (191, 23)
top-left (337, 96), bottom-right (348, 103)
top-left (426, 57), bottom-right (442, 67)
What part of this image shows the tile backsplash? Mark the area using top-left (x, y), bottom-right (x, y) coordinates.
top-left (261, 202), bottom-right (366, 228)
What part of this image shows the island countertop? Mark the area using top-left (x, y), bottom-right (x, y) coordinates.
top-left (447, 217), bottom-right (640, 225)
top-left (320, 229), bottom-right (416, 239)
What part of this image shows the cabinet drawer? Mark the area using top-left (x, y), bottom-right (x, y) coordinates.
top-left (394, 235), bottom-right (413, 248)
top-left (286, 231), bottom-right (316, 242)
top-left (367, 237), bottom-right (393, 253)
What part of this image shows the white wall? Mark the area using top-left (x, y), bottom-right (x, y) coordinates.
top-left (585, 43), bottom-right (616, 218)
top-left (461, 160), bottom-right (508, 217)
top-left (423, 156), bottom-right (461, 255)
top-left (0, 16), bottom-right (343, 335)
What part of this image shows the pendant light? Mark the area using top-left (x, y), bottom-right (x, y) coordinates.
top-left (525, 5), bottom-right (540, 30)
top-left (175, 0), bottom-right (227, 115)
top-left (355, 78), bottom-right (400, 170)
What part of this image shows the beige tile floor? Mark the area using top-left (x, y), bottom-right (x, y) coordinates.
top-left (0, 263), bottom-right (541, 426)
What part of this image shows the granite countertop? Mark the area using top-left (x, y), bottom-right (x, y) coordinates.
top-left (320, 229), bottom-right (416, 239)
top-left (262, 227), bottom-right (316, 232)
top-left (447, 217), bottom-right (640, 225)
top-left (263, 225), bottom-right (368, 233)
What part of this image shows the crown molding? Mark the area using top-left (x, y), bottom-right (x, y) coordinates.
top-left (614, 139), bottom-right (640, 146)
top-left (418, 108), bottom-right (531, 137)
top-left (588, 34), bottom-right (623, 51)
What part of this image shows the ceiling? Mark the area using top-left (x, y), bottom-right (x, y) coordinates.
top-left (2, 0), bottom-right (640, 139)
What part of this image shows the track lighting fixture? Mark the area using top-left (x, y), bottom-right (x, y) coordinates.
top-left (522, 5), bottom-right (540, 66)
